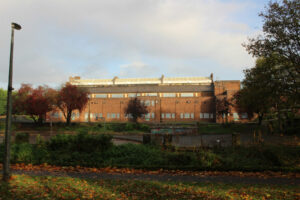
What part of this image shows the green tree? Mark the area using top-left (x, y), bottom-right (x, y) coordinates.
top-left (243, 0), bottom-right (300, 105)
top-left (0, 88), bottom-right (7, 115)
top-left (242, 0), bottom-right (299, 130)
top-left (235, 58), bottom-right (278, 125)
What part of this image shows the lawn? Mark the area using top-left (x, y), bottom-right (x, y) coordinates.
top-left (0, 174), bottom-right (298, 200)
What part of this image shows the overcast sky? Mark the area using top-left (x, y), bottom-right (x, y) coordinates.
top-left (0, 0), bottom-right (269, 88)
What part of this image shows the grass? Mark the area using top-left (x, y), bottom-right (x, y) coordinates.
top-left (0, 174), bottom-right (298, 200)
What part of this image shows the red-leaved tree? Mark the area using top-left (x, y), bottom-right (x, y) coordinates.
top-left (13, 84), bottom-right (56, 123)
top-left (56, 83), bottom-right (88, 125)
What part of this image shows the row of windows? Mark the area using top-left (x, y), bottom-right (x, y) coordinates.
top-left (161, 113), bottom-right (176, 119)
top-left (200, 113), bottom-right (214, 119)
top-left (94, 93), bottom-right (199, 98)
top-left (54, 111), bottom-right (215, 120)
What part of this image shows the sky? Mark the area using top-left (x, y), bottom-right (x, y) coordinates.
top-left (0, 0), bottom-right (270, 89)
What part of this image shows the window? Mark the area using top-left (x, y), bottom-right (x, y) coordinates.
top-left (210, 113), bottom-right (214, 119)
top-left (191, 113), bottom-right (194, 119)
top-left (95, 94), bottom-right (107, 98)
top-left (145, 113), bottom-right (150, 119)
top-left (240, 113), bottom-right (248, 119)
top-left (162, 93), bottom-right (176, 97)
top-left (117, 113), bottom-right (120, 119)
top-left (161, 113), bottom-right (164, 118)
top-left (96, 113), bottom-right (103, 120)
top-left (181, 93), bottom-right (193, 97)
top-left (107, 113), bottom-right (110, 118)
top-left (200, 113), bottom-right (203, 119)
top-left (180, 113), bottom-right (184, 119)
top-left (111, 113), bottom-right (116, 118)
top-left (152, 113), bottom-right (155, 119)
top-left (52, 112), bottom-right (60, 118)
top-left (184, 113), bottom-right (190, 119)
top-left (111, 94), bottom-right (124, 98)
top-left (145, 93), bottom-right (157, 97)
top-left (145, 100), bottom-right (150, 106)
top-left (204, 113), bottom-right (210, 119)
top-left (233, 113), bottom-right (239, 121)
top-left (166, 113), bottom-right (171, 119)
top-left (151, 100), bottom-right (155, 106)
top-left (128, 93), bottom-right (137, 98)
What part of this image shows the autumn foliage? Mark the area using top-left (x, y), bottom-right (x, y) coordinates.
top-left (56, 83), bottom-right (88, 125)
top-left (13, 84), bottom-right (56, 123)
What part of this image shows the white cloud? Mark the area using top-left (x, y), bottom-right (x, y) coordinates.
top-left (119, 61), bottom-right (159, 77)
top-left (0, 0), bottom-right (260, 87)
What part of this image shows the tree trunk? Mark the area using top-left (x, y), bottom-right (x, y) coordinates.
top-left (38, 115), bottom-right (43, 125)
top-left (66, 110), bottom-right (72, 125)
top-left (258, 114), bottom-right (263, 125)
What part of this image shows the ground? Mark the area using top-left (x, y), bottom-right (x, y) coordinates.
top-left (0, 164), bottom-right (299, 200)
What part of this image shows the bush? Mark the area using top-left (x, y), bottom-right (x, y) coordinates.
top-left (137, 124), bottom-right (150, 132)
top-left (15, 132), bottom-right (29, 144)
top-left (46, 133), bottom-right (113, 153)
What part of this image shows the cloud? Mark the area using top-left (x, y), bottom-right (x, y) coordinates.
top-left (0, 0), bottom-right (261, 87)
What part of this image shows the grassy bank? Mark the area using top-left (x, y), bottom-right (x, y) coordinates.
top-left (0, 174), bottom-right (298, 200)
top-left (1, 133), bottom-right (299, 172)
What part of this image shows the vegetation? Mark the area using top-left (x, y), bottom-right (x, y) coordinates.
top-left (0, 174), bottom-right (298, 200)
top-left (216, 97), bottom-right (231, 124)
top-left (124, 97), bottom-right (148, 123)
top-left (0, 88), bottom-right (6, 115)
top-left (56, 83), bottom-right (88, 125)
top-left (13, 84), bottom-right (57, 124)
top-left (240, 0), bottom-right (300, 132)
top-left (0, 133), bottom-right (299, 171)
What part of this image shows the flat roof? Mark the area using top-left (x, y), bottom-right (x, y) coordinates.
top-left (69, 75), bottom-right (213, 86)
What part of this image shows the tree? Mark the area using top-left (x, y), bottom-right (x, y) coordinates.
top-left (236, 57), bottom-right (284, 125)
top-left (241, 0), bottom-right (299, 130)
top-left (56, 83), bottom-right (88, 125)
top-left (243, 0), bottom-right (300, 105)
top-left (0, 88), bottom-right (7, 115)
top-left (124, 97), bottom-right (148, 123)
top-left (216, 97), bottom-right (231, 124)
top-left (13, 84), bottom-right (56, 124)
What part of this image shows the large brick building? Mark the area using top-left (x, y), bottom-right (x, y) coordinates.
top-left (48, 74), bottom-right (248, 123)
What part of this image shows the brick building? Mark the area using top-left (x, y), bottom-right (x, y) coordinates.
top-left (48, 74), bottom-right (248, 123)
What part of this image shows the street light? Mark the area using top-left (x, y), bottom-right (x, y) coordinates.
top-left (3, 22), bottom-right (22, 181)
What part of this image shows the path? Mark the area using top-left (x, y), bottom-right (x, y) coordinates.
top-left (7, 169), bottom-right (300, 185)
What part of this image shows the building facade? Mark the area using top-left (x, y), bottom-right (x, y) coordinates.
top-left (48, 74), bottom-right (248, 123)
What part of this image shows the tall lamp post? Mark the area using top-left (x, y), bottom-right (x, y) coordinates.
top-left (3, 22), bottom-right (22, 181)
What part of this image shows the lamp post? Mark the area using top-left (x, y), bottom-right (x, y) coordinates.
top-left (3, 22), bottom-right (22, 181)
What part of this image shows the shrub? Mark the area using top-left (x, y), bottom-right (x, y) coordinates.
top-left (15, 132), bottom-right (29, 144)
top-left (11, 143), bottom-right (33, 163)
top-left (46, 133), bottom-right (113, 153)
top-left (137, 124), bottom-right (150, 132)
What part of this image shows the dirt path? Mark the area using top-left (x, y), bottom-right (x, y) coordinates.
top-left (8, 169), bottom-right (300, 185)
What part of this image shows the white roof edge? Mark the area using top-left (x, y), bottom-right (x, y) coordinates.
top-left (70, 76), bottom-right (212, 86)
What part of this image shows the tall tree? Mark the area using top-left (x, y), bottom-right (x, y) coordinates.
top-left (56, 83), bottom-right (88, 125)
top-left (0, 88), bottom-right (7, 115)
top-left (243, 0), bottom-right (300, 106)
top-left (124, 97), bottom-right (148, 123)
